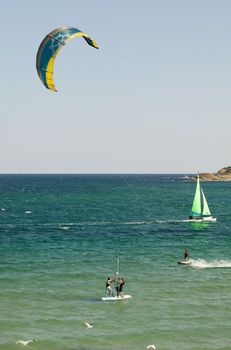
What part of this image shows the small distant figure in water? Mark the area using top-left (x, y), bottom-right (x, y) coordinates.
top-left (119, 277), bottom-right (125, 298)
top-left (105, 277), bottom-right (114, 296)
top-left (184, 249), bottom-right (189, 261)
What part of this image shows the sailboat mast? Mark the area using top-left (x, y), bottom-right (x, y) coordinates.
top-left (115, 256), bottom-right (120, 279)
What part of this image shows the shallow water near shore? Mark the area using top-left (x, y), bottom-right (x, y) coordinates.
top-left (0, 174), bottom-right (230, 350)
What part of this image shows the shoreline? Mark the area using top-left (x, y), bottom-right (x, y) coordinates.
top-left (186, 166), bottom-right (231, 181)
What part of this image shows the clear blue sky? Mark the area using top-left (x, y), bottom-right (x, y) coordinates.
top-left (0, 0), bottom-right (230, 173)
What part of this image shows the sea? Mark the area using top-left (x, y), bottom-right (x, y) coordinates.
top-left (0, 174), bottom-right (230, 350)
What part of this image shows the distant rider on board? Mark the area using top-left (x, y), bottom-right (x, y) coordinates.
top-left (184, 249), bottom-right (189, 261)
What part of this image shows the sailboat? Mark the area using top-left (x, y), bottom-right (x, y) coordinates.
top-left (101, 256), bottom-right (132, 301)
top-left (188, 173), bottom-right (216, 222)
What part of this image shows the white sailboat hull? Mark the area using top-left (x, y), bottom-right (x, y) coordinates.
top-left (186, 216), bottom-right (216, 223)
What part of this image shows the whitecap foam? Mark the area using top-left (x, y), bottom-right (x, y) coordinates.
top-left (60, 226), bottom-right (70, 230)
top-left (15, 339), bottom-right (38, 346)
top-left (190, 259), bottom-right (231, 269)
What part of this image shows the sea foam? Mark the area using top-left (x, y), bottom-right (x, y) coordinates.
top-left (190, 259), bottom-right (231, 269)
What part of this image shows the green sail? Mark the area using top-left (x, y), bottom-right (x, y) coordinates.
top-left (201, 189), bottom-right (211, 216)
top-left (191, 174), bottom-right (201, 216)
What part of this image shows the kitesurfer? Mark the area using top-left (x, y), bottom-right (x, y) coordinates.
top-left (184, 249), bottom-right (189, 261)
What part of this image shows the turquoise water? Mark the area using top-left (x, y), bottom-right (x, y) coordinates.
top-left (0, 174), bottom-right (230, 350)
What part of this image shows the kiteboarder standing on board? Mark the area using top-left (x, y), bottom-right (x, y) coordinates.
top-left (184, 249), bottom-right (189, 261)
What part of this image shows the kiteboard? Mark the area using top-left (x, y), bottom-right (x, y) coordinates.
top-left (101, 294), bottom-right (132, 301)
top-left (178, 260), bottom-right (191, 265)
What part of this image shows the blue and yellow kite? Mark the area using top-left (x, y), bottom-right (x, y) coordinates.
top-left (36, 26), bottom-right (99, 92)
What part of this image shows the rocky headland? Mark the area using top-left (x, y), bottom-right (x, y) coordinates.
top-left (187, 166), bottom-right (231, 181)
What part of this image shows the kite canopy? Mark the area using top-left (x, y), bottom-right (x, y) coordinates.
top-left (36, 26), bottom-right (99, 92)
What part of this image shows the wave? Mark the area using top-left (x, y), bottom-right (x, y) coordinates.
top-left (0, 219), bottom-right (210, 229)
top-left (190, 259), bottom-right (231, 269)
top-left (15, 339), bottom-right (38, 346)
top-left (59, 225), bottom-right (70, 230)
top-left (56, 219), bottom-right (186, 226)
